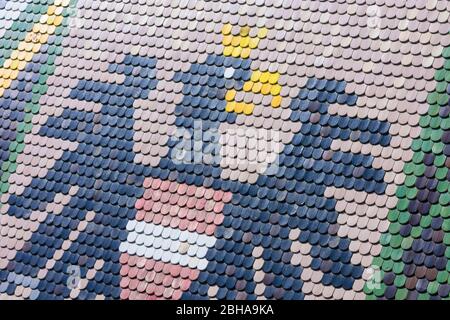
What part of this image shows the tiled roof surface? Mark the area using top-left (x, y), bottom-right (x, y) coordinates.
top-left (0, 0), bottom-right (449, 300)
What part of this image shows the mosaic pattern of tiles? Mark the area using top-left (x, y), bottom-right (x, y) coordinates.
top-left (0, 0), bottom-right (449, 300)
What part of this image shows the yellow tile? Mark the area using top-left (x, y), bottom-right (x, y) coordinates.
top-left (241, 47), bottom-right (251, 59)
top-left (225, 89), bottom-right (236, 102)
top-left (243, 103), bottom-right (255, 115)
top-left (10, 50), bottom-right (19, 60)
top-left (271, 95), bottom-right (282, 108)
top-left (257, 27), bottom-right (268, 39)
top-left (47, 5), bottom-right (56, 15)
top-left (2, 69), bottom-right (12, 79)
top-left (250, 70), bottom-right (261, 82)
top-left (269, 72), bottom-right (280, 84)
top-left (47, 16), bottom-right (56, 26)
top-left (19, 51), bottom-right (28, 61)
top-left (17, 62), bottom-right (26, 73)
top-left (243, 81), bottom-right (253, 92)
top-left (240, 36), bottom-right (250, 48)
top-left (260, 72), bottom-right (270, 83)
top-left (223, 46), bottom-right (233, 56)
top-left (231, 36), bottom-right (240, 47)
top-left (17, 41), bottom-right (26, 52)
top-left (270, 84), bottom-right (281, 96)
top-left (222, 23), bottom-right (232, 35)
top-left (54, 15), bottom-right (63, 26)
top-left (234, 102), bottom-right (244, 114)
top-left (1, 79), bottom-right (12, 89)
top-left (231, 47), bottom-right (242, 58)
top-left (261, 83), bottom-right (272, 95)
top-left (24, 42), bottom-right (34, 52)
top-left (0, 69), bottom-right (9, 79)
top-left (222, 34), bottom-right (233, 46)
top-left (10, 60), bottom-right (19, 70)
top-left (240, 26), bottom-right (250, 37)
top-left (8, 69), bottom-right (16, 79)
top-left (252, 82), bottom-right (263, 94)
top-left (225, 101), bottom-right (236, 113)
top-left (25, 52), bottom-right (34, 61)
top-left (249, 38), bottom-right (260, 49)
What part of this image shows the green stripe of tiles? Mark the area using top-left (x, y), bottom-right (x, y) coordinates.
top-left (0, 1), bottom-right (76, 196)
top-left (365, 45), bottom-right (450, 300)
